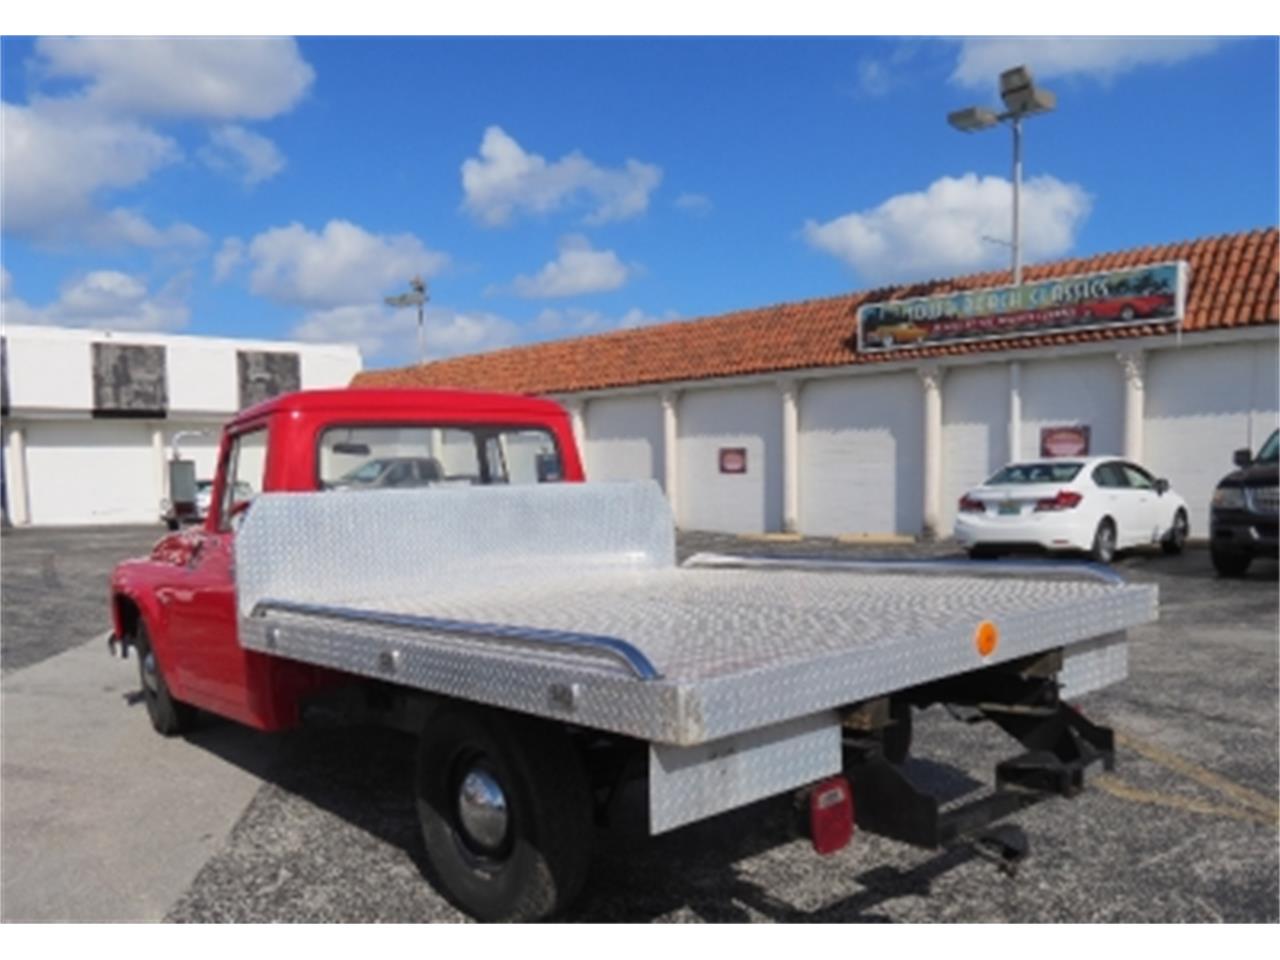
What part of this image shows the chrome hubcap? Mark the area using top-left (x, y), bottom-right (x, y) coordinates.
top-left (456, 767), bottom-right (509, 852)
top-left (141, 651), bottom-right (159, 695)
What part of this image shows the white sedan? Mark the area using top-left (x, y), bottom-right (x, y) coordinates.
top-left (953, 456), bottom-right (1190, 563)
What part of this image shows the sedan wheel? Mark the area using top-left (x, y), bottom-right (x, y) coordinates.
top-left (1162, 510), bottom-right (1188, 555)
top-left (1089, 519), bottom-right (1117, 565)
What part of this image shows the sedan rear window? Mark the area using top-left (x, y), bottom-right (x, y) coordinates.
top-left (986, 462), bottom-right (1083, 484)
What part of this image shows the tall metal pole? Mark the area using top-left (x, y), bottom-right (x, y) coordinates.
top-left (417, 300), bottom-right (425, 366)
top-left (1011, 115), bottom-right (1023, 287)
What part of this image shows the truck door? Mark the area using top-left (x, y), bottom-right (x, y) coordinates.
top-left (162, 425), bottom-right (269, 721)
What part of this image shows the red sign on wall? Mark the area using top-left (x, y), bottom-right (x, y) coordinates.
top-left (719, 447), bottom-right (748, 474)
top-left (1040, 425), bottom-right (1091, 458)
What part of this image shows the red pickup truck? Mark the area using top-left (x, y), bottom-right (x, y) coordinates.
top-left (109, 387), bottom-right (1153, 921)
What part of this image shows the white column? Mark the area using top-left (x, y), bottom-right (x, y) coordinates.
top-left (1118, 351), bottom-right (1146, 462)
top-left (778, 378), bottom-right (800, 533)
top-left (152, 425), bottom-right (167, 507)
top-left (920, 366), bottom-right (944, 540)
top-left (661, 390), bottom-right (680, 523)
top-left (1008, 361), bottom-right (1022, 461)
top-left (565, 399), bottom-right (586, 466)
top-left (7, 424), bottom-right (30, 526)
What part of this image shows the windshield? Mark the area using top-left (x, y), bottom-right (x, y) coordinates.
top-left (986, 462), bottom-right (1084, 485)
top-left (1257, 430), bottom-right (1279, 464)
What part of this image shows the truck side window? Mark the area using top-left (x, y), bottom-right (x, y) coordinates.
top-left (218, 428), bottom-right (268, 529)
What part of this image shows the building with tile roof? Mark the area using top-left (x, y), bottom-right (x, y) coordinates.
top-left (366, 227), bottom-right (1279, 540)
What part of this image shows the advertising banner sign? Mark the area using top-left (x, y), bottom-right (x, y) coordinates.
top-left (856, 261), bottom-right (1188, 353)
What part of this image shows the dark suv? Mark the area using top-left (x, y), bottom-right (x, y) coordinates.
top-left (1209, 429), bottom-right (1279, 576)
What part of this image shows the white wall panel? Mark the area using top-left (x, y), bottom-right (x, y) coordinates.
top-left (678, 386), bottom-right (782, 533)
top-left (1020, 356), bottom-right (1123, 460)
top-left (940, 364), bottom-right (1010, 531)
top-left (6, 337), bottom-right (92, 411)
top-left (1146, 341), bottom-right (1280, 535)
top-left (584, 395), bottom-right (664, 485)
top-left (301, 350), bottom-right (364, 390)
top-left (25, 420), bottom-right (158, 525)
top-left (800, 373), bottom-right (923, 536)
top-left (168, 345), bottom-right (238, 413)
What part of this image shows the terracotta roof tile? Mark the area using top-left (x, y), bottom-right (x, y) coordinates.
top-left (354, 228), bottom-right (1280, 396)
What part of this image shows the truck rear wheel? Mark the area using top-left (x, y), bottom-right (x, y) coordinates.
top-left (134, 621), bottom-right (196, 736)
top-left (414, 704), bottom-right (593, 922)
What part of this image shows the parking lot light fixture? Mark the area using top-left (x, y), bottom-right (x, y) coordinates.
top-left (948, 64), bottom-right (1057, 286)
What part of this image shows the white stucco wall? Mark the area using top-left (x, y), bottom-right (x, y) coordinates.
top-left (940, 363), bottom-right (1011, 532)
top-left (799, 372), bottom-right (923, 536)
top-left (1145, 341), bottom-right (1280, 534)
top-left (1019, 355), bottom-right (1124, 461)
top-left (677, 385), bottom-right (782, 533)
top-left (583, 395), bottom-right (664, 485)
top-left (24, 420), bottom-right (158, 525)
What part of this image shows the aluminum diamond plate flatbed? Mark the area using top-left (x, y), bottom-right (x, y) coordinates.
top-left (235, 482), bottom-right (1156, 748)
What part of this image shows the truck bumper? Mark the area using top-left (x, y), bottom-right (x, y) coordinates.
top-left (1210, 509), bottom-right (1279, 557)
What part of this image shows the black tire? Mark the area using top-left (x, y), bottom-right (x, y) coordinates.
top-left (1161, 510), bottom-right (1189, 555)
top-left (134, 620), bottom-right (196, 736)
top-left (967, 546), bottom-right (999, 560)
top-left (1089, 518), bottom-right (1117, 565)
top-left (166, 517), bottom-right (179, 532)
top-left (1211, 549), bottom-right (1252, 578)
top-left (1120, 305), bottom-right (1136, 322)
top-left (414, 705), bottom-right (593, 922)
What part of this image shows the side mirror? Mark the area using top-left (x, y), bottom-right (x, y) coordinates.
top-left (1233, 448), bottom-right (1253, 469)
top-left (1154, 478), bottom-right (1170, 495)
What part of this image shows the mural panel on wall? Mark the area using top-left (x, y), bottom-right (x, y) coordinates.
top-left (238, 351), bottom-right (301, 410)
top-left (92, 343), bottom-right (168, 414)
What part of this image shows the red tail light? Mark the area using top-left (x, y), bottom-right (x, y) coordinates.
top-left (808, 775), bottom-right (854, 855)
top-left (958, 495), bottom-right (985, 514)
top-left (1035, 490), bottom-right (1083, 511)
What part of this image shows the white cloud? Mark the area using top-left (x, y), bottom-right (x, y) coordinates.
top-left (292, 304), bottom-right (518, 366)
top-left (856, 59), bottom-right (893, 98)
top-left (461, 126), bottom-right (662, 227)
top-left (803, 173), bottom-right (1091, 284)
top-left (675, 192), bottom-right (712, 216)
top-left (533, 305), bottom-right (680, 336)
top-left (35, 37), bottom-right (314, 120)
top-left (2, 269), bottom-right (190, 331)
top-left (213, 237), bottom-right (246, 282)
top-left (512, 235), bottom-right (631, 299)
top-left (246, 220), bottom-right (449, 309)
top-left (951, 38), bottom-right (1226, 89)
top-left (2, 39), bottom-right (314, 247)
top-left (199, 125), bottom-right (287, 186)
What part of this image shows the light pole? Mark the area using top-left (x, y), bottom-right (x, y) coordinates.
top-left (385, 275), bottom-right (429, 365)
top-left (948, 65), bottom-right (1057, 287)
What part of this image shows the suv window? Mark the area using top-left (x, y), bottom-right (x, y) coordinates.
top-left (218, 428), bottom-right (268, 529)
top-left (319, 425), bottom-right (563, 491)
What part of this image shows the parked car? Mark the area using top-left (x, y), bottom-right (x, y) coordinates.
top-left (163, 480), bottom-right (249, 530)
top-left (1209, 429), bottom-right (1279, 577)
top-left (954, 456), bottom-right (1189, 563)
top-left (330, 455), bottom-right (446, 489)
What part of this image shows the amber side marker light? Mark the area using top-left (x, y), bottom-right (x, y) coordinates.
top-left (975, 620), bottom-right (1000, 657)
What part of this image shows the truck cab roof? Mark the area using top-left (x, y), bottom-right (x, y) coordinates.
top-left (231, 387), bottom-right (568, 430)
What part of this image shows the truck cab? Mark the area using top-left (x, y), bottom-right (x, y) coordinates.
top-left (109, 388), bottom-right (584, 733)
top-left (1210, 428), bottom-right (1279, 576)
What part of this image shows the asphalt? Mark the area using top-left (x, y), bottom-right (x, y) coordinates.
top-left (1, 525), bottom-right (1276, 922)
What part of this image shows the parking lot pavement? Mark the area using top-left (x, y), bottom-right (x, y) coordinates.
top-left (1, 526), bottom-right (1276, 922)
top-left (1, 525), bottom-right (166, 675)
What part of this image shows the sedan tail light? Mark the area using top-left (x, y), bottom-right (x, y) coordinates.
top-left (1035, 490), bottom-right (1083, 512)
top-left (958, 495), bottom-right (985, 514)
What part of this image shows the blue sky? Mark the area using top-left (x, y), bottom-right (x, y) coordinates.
top-left (2, 36), bottom-right (1277, 369)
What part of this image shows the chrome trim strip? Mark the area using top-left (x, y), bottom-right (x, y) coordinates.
top-left (680, 552), bottom-right (1127, 586)
top-left (250, 598), bottom-right (663, 681)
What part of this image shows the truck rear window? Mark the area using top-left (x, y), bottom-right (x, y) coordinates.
top-left (318, 425), bottom-right (563, 491)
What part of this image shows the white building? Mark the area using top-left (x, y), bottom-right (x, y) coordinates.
top-left (356, 228), bottom-right (1280, 540)
top-left (1, 325), bottom-right (361, 526)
